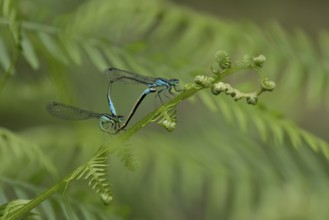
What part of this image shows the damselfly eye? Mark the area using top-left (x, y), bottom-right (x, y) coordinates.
top-left (118, 115), bottom-right (124, 123)
top-left (169, 79), bottom-right (179, 85)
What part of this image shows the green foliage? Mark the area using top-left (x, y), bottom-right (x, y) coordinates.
top-left (0, 128), bottom-right (58, 179)
top-left (0, 199), bottom-right (36, 220)
top-left (0, 177), bottom-right (124, 220)
top-left (71, 153), bottom-right (113, 205)
top-left (0, 0), bottom-right (22, 93)
top-left (0, 0), bottom-right (329, 219)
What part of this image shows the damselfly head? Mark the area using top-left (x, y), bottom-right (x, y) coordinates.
top-left (117, 115), bottom-right (124, 123)
top-left (169, 79), bottom-right (179, 86)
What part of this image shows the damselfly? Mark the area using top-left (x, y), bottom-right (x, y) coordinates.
top-left (46, 101), bottom-right (123, 133)
top-left (105, 67), bottom-right (181, 116)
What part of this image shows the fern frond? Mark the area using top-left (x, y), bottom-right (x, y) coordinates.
top-left (110, 126), bottom-right (329, 219)
top-left (0, 177), bottom-right (123, 220)
top-left (0, 0), bottom-right (21, 47)
top-left (72, 153), bottom-right (113, 205)
top-left (0, 127), bottom-right (58, 179)
top-left (0, 36), bottom-right (11, 71)
top-left (21, 32), bottom-right (39, 69)
top-left (211, 96), bottom-right (329, 158)
top-left (251, 107), bottom-right (329, 155)
top-left (116, 146), bottom-right (140, 171)
top-left (0, 199), bottom-right (37, 219)
top-left (0, 0), bottom-right (22, 94)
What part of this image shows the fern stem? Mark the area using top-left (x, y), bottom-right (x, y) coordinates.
top-left (5, 178), bottom-right (69, 220)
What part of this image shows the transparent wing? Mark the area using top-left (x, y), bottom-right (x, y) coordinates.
top-left (46, 102), bottom-right (102, 120)
top-left (105, 67), bottom-right (155, 85)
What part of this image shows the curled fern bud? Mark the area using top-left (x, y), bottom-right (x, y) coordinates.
top-left (233, 92), bottom-right (243, 101)
top-left (242, 54), bottom-right (252, 66)
top-left (155, 106), bottom-right (177, 132)
top-left (261, 78), bottom-right (276, 91)
top-left (225, 87), bottom-right (238, 97)
top-left (159, 119), bottom-right (176, 132)
top-left (215, 50), bottom-right (231, 70)
top-left (195, 75), bottom-right (214, 87)
top-left (210, 66), bottom-right (220, 75)
top-left (211, 82), bottom-right (226, 95)
top-left (100, 193), bottom-right (113, 205)
top-left (252, 55), bottom-right (266, 67)
top-left (246, 94), bottom-right (258, 105)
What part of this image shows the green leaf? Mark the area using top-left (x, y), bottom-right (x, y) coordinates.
top-left (83, 42), bottom-right (108, 71)
top-left (104, 45), bottom-right (132, 68)
top-left (252, 114), bottom-right (267, 141)
top-left (217, 98), bottom-right (234, 123)
top-left (62, 39), bottom-right (81, 65)
top-left (198, 92), bottom-right (218, 113)
top-left (305, 65), bottom-right (326, 106)
top-left (0, 36), bottom-right (10, 71)
top-left (21, 32), bottom-right (39, 69)
top-left (232, 104), bottom-right (248, 132)
top-left (38, 32), bottom-right (67, 64)
top-left (285, 122), bottom-right (303, 148)
top-left (2, 0), bottom-right (11, 17)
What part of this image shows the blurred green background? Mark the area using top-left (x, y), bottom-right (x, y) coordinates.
top-left (1, 0), bottom-right (329, 219)
top-left (175, 0), bottom-right (329, 32)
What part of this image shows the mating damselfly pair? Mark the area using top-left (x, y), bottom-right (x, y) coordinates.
top-left (47, 67), bottom-right (182, 134)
